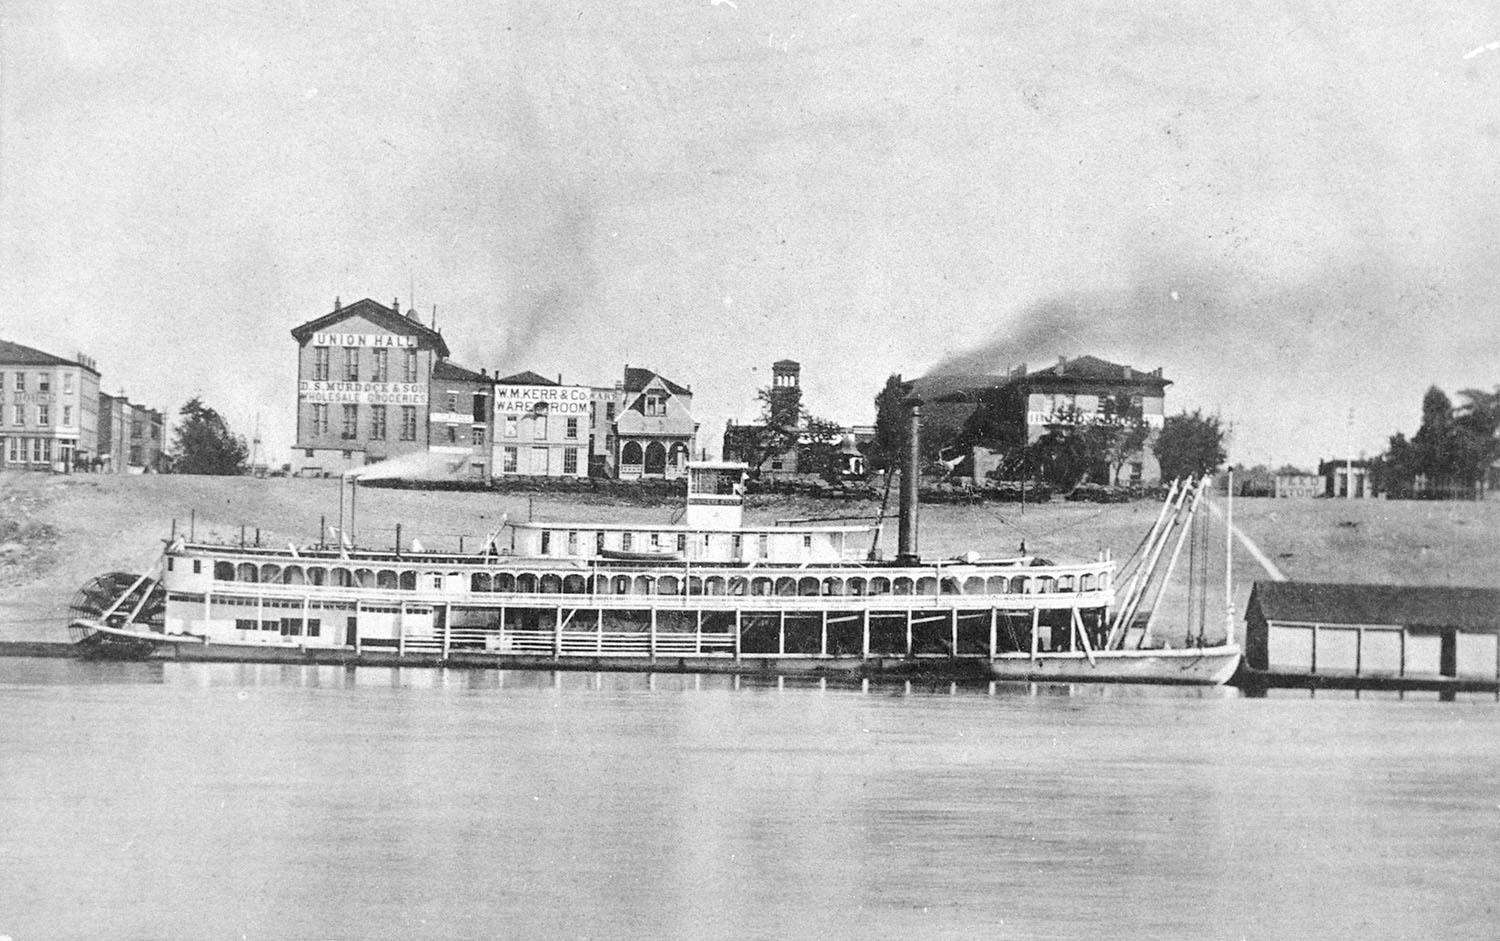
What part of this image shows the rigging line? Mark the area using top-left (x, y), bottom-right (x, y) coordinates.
top-left (972, 503), bottom-right (1038, 541)
top-left (1111, 510), bottom-right (1163, 579)
top-left (1197, 492), bottom-right (1210, 645)
top-left (1186, 498), bottom-right (1197, 644)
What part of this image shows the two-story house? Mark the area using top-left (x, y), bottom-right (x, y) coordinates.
top-left (612, 366), bottom-right (698, 480)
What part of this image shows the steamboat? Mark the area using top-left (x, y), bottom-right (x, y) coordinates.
top-left (67, 403), bottom-right (1241, 684)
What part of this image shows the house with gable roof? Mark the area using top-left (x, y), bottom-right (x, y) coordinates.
top-left (611, 365), bottom-right (698, 479)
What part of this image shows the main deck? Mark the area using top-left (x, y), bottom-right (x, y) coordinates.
top-left (150, 538), bottom-right (1117, 662)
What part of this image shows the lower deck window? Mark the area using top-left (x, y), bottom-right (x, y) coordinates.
top-left (277, 617), bottom-right (321, 637)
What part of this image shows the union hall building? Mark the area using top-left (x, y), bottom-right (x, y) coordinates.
top-left (291, 297), bottom-right (472, 476)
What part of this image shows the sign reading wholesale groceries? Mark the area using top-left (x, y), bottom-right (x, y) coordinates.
top-left (312, 332), bottom-right (417, 348)
top-left (494, 384), bottom-right (592, 415)
top-left (300, 381), bottom-right (427, 404)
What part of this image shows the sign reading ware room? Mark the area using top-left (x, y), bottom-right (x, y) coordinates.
top-left (494, 384), bottom-right (592, 415)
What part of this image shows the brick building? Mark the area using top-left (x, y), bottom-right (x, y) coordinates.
top-left (491, 371), bottom-right (592, 479)
top-left (292, 297), bottom-right (701, 481)
top-left (290, 297), bottom-right (457, 476)
top-left (427, 360), bottom-right (493, 479)
top-left (935, 355), bottom-right (1171, 485)
top-left (97, 392), bottom-right (128, 471)
top-left (722, 360), bottom-right (872, 479)
top-left (127, 403), bottom-right (164, 471)
top-left (0, 340), bottom-right (101, 471)
top-left (95, 393), bottom-right (163, 472)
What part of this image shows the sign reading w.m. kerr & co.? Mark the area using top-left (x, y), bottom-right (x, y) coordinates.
top-left (312, 332), bottom-right (417, 348)
top-left (494, 384), bottom-right (592, 415)
top-left (299, 381), bottom-right (428, 404)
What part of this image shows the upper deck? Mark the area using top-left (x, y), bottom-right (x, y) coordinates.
top-left (159, 537), bottom-right (1115, 613)
top-left (507, 461), bottom-right (874, 564)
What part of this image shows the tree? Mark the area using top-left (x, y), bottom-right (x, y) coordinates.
top-left (1153, 410), bottom-right (1226, 481)
top-left (168, 397), bottom-right (248, 475)
top-left (869, 374), bottom-right (910, 472)
top-left (998, 407), bottom-right (1099, 488)
top-left (1454, 386), bottom-right (1500, 495)
top-left (1094, 420), bottom-right (1151, 485)
top-left (729, 386), bottom-right (846, 477)
top-left (801, 414), bottom-right (849, 482)
top-left (1411, 386), bottom-right (1458, 491)
top-left (1375, 385), bottom-right (1499, 499)
top-left (1022, 423), bottom-right (1099, 488)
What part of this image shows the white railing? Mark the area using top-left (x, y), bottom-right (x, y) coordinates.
top-left (491, 629), bottom-right (735, 657)
top-left (191, 583), bottom-right (1114, 613)
top-left (459, 590), bottom-right (1113, 611)
top-left (394, 624), bottom-right (737, 657)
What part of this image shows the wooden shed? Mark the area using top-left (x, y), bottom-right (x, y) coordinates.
top-left (1245, 582), bottom-right (1500, 681)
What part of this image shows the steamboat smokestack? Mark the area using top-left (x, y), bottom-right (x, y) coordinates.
top-left (897, 397), bottom-right (923, 564)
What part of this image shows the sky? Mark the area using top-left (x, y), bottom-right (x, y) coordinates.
top-left (3, 0), bottom-right (1499, 469)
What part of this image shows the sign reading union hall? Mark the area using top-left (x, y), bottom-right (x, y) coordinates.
top-left (311, 332), bottom-right (417, 348)
top-left (495, 384), bottom-right (592, 416)
top-left (299, 381), bottom-right (428, 405)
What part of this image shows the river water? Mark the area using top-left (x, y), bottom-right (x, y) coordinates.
top-left (1, 659), bottom-right (1496, 939)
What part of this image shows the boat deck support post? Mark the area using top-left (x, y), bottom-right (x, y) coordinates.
top-left (989, 608), bottom-right (998, 662)
top-left (1072, 606), bottom-right (1096, 666)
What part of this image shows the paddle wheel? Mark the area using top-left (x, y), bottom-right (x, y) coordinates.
top-left (67, 571), bottom-right (166, 658)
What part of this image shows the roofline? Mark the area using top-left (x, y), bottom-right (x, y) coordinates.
top-left (0, 341), bottom-right (103, 376)
top-left (510, 521), bottom-right (873, 534)
top-left (289, 298), bottom-right (450, 358)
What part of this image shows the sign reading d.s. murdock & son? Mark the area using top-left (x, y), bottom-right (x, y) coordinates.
top-left (494, 385), bottom-right (592, 415)
top-left (299, 381), bottom-right (428, 404)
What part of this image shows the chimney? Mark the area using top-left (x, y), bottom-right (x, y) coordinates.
top-left (1057, 356), bottom-right (1067, 375)
top-left (393, 296), bottom-right (400, 313)
top-left (334, 296), bottom-right (341, 311)
top-left (1123, 365), bottom-right (1134, 380)
top-left (896, 397), bottom-right (923, 564)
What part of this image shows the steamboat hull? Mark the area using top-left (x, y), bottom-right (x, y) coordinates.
top-left (64, 619), bottom-right (1238, 685)
top-left (989, 646), bottom-right (1243, 685)
top-left (68, 580), bottom-right (1240, 686)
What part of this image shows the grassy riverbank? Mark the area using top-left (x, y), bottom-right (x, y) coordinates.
top-left (4, 470), bottom-right (1499, 645)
